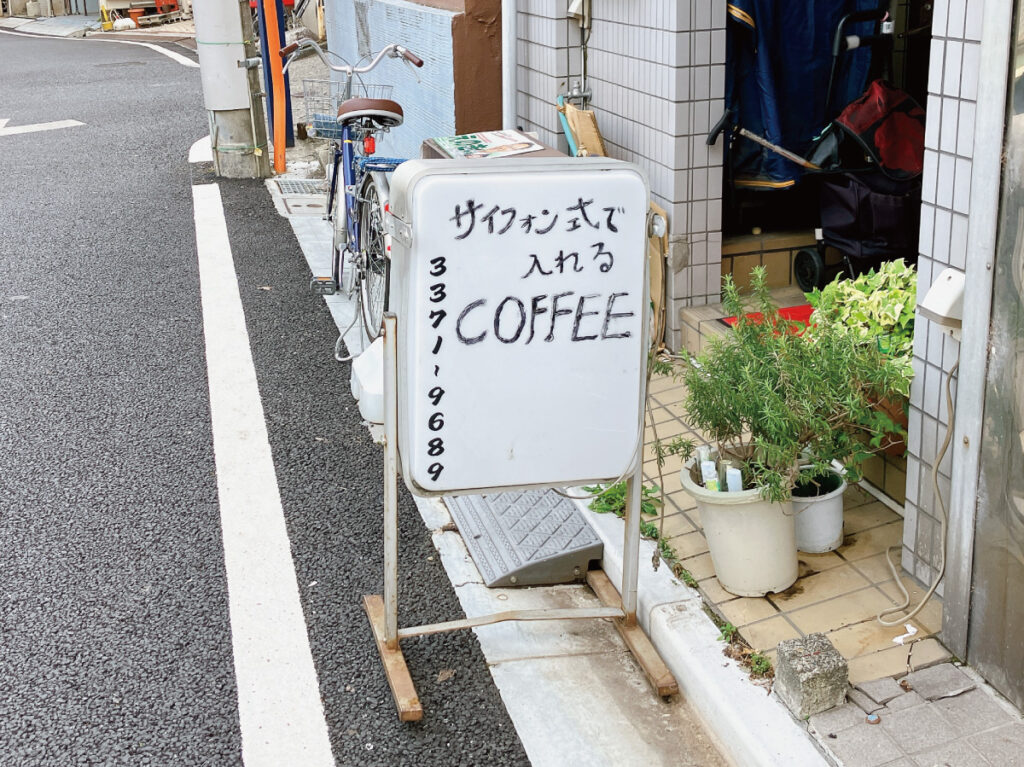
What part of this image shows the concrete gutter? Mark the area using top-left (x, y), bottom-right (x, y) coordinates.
top-left (581, 503), bottom-right (831, 767)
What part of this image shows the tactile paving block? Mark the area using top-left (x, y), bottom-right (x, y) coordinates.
top-left (445, 490), bottom-right (603, 587)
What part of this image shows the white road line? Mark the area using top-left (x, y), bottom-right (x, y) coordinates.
top-left (0, 28), bottom-right (200, 68)
top-left (189, 135), bottom-right (213, 163)
top-left (0, 118), bottom-right (84, 137)
top-left (191, 182), bottom-right (335, 767)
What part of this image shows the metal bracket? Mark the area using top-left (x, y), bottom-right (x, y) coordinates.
top-left (560, 80), bottom-right (592, 107)
top-left (386, 213), bottom-right (412, 248)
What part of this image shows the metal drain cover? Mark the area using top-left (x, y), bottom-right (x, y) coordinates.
top-left (445, 490), bottom-right (603, 587)
top-left (281, 195), bottom-right (327, 215)
top-left (275, 179), bottom-right (325, 195)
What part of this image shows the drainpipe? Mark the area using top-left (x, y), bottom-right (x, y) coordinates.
top-left (193, 0), bottom-right (270, 178)
top-left (501, 0), bottom-right (517, 129)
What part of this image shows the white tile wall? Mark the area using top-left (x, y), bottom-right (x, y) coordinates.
top-left (902, 0), bottom-right (991, 588)
top-left (513, 1), bottom-right (727, 349)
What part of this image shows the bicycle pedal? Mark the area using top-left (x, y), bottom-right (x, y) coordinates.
top-left (310, 276), bottom-right (338, 295)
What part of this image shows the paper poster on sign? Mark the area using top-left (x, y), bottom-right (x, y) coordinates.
top-left (388, 158), bottom-right (649, 495)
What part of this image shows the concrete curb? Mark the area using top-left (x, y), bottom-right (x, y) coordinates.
top-left (0, 16), bottom-right (97, 37)
top-left (580, 502), bottom-right (831, 767)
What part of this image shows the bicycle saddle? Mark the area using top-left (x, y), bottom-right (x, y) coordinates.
top-left (337, 98), bottom-right (404, 128)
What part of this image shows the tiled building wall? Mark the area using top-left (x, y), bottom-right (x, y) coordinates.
top-left (514, 0), bottom-right (727, 350)
top-left (902, 0), bottom-right (982, 588)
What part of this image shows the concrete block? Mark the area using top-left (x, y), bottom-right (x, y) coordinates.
top-left (899, 663), bottom-right (975, 701)
top-left (856, 677), bottom-right (905, 705)
top-left (774, 633), bottom-right (849, 719)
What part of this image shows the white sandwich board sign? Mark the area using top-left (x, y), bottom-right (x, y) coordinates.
top-left (387, 158), bottom-right (649, 495)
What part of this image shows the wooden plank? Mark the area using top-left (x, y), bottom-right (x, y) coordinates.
top-left (363, 594), bottom-right (423, 722)
top-left (586, 570), bottom-right (680, 698)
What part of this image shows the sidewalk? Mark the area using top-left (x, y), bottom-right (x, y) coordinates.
top-left (268, 150), bottom-right (1024, 765)
top-left (0, 14), bottom-right (97, 36)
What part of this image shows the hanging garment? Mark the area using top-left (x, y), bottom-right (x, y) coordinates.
top-left (725, 0), bottom-right (878, 189)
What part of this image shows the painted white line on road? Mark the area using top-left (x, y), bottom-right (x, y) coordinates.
top-left (191, 182), bottom-right (335, 767)
top-left (0, 28), bottom-right (200, 68)
top-left (189, 135), bottom-right (213, 163)
top-left (0, 118), bottom-right (83, 137)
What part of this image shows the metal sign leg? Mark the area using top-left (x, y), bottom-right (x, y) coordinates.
top-left (621, 469), bottom-right (642, 625)
top-left (364, 313), bottom-right (423, 722)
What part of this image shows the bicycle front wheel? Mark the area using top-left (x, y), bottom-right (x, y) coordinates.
top-left (359, 177), bottom-right (390, 341)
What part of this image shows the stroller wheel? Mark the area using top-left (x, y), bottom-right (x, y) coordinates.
top-left (795, 248), bottom-right (826, 292)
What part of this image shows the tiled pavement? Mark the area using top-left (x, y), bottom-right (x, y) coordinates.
top-left (810, 664), bottom-right (1024, 766)
top-left (645, 373), bottom-right (949, 681)
top-left (643, 372), bottom-right (1024, 765)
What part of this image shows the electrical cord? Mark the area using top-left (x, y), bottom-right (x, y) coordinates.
top-left (877, 353), bottom-right (960, 626)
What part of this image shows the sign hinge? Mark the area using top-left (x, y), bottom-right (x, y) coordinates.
top-left (387, 212), bottom-right (412, 248)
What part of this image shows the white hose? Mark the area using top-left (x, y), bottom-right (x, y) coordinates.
top-left (877, 354), bottom-right (960, 626)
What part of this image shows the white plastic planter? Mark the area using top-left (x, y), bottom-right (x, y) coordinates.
top-left (792, 473), bottom-right (847, 553)
top-left (350, 337), bottom-right (385, 424)
top-left (681, 458), bottom-right (798, 597)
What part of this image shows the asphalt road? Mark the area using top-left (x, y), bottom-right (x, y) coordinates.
top-left (0, 29), bottom-right (527, 766)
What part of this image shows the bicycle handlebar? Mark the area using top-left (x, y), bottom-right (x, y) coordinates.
top-left (397, 46), bottom-right (424, 68)
top-left (280, 39), bottom-right (425, 76)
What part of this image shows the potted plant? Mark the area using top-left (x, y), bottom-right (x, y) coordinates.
top-left (807, 259), bottom-right (917, 456)
top-left (667, 267), bottom-right (910, 596)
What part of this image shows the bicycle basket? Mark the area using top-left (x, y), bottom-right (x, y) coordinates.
top-left (302, 79), bottom-right (395, 140)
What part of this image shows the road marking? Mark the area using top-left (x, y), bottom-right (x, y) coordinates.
top-left (0, 28), bottom-right (200, 68)
top-left (191, 181), bottom-right (334, 767)
top-left (0, 118), bottom-right (83, 137)
top-left (189, 135), bottom-right (212, 163)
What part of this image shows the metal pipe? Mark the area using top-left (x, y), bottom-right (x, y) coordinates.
top-left (262, 0), bottom-right (287, 173)
top-left (383, 313), bottom-right (400, 649)
top-left (620, 473), bottom-right (641, 625)
top-left (501, 0), bottom-right (517, 128)
top-left (397, 607), bottom-right (624, 639)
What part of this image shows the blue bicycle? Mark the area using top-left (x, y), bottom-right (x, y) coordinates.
top-left (282, 40), bottom-right (423, 351)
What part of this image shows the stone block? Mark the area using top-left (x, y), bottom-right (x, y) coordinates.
top-left (774, 633), bottom-right (849, 719)
top-left (898, 663), bottom-right (975, 701)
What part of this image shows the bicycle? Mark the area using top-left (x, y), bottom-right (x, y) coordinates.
top-left (281, 39), bottom-right (424, 358)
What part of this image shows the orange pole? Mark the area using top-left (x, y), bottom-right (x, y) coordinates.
top-left (263, 0), bottom-right (286, 174)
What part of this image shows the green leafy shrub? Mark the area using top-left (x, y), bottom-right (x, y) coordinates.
top-left (808, 259), bottom-right (917, 370)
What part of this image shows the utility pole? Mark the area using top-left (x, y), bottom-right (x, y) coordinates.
top-left (192, 0), bottom-right (270, 178)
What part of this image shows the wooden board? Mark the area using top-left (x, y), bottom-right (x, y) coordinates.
top-left (586, 570), bottom-right (679, 698)
top-left (363, 594), bottom-right (424, 722)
